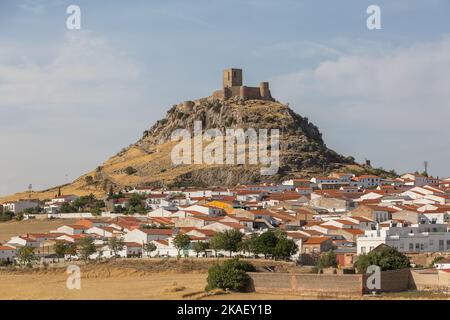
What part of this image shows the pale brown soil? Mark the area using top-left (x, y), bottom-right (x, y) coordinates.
top-left (0, 219), bottom-right (77, 242)
top-left (0, 258), bottom-right (446, 300)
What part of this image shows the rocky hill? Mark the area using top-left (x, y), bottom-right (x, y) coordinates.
top-left (1, 98), bottom-right (383, 201)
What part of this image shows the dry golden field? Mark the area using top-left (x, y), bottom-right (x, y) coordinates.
top-left (0, 259), bottom-right (311, 300)
top-left (0, 218), bottom-right (78, 242)
top-left (0, 259), bottom-right (448, 300)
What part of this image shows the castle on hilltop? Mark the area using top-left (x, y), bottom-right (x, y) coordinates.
top-left (211, 68), bottom-right (273, 101)
top-left (180, 68), bottom-right (274, 111)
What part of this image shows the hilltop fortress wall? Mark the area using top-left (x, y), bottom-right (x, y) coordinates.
top-left (211, 68), bottom-right (273, 101)
top-left (179, 68), bottom-right (274, 111)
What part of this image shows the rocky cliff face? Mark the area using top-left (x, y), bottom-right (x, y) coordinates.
top-left (1, 98), bottom-right (369, 201)
top-left (96, 98), bottom-right (357, 189)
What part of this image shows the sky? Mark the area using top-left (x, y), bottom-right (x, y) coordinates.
top-left (0, 0), bottom-right (449, 196)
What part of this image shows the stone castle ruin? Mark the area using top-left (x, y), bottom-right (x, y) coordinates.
top-left (212, 68), bottom-right (273, 101)
top-left (180, 68), bottom-right (274, 111)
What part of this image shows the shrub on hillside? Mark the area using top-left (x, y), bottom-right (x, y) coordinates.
top-left (205, 259), bottom-right (255, 292)
top-left (124, 166), bottom-right (137, 175)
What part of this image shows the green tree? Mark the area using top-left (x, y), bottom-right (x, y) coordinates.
top-left (354, 246), bottom-right (410, 273)
top-left (59, 202), bottom-right (75, 213)
top-left (90, 207), bottom-right (100, 216)
top-left (54, 242), bottom-right (67, 259)
top-left (238, 234), bottom-right (258, 257)
top-left (108, 185), bottom-right (114, 198)
top-left (85, 175), bottom-right (94, 185)
top-left (65, 243), bottom-right (77, 257)
top-left (0, 211), bottom-right (14, 222)
top-left (16, 246), bottom-right (37, 266)
top-left (211, 230), bottom-right (243, 257)
top-left (124, 166), bottom-right (137, 175)
top-left (254, 230), bottom-right (278, 259)
top-left (354, 254), bottom-right (370, 274)
top-left (143, 242), bottom-right (157, 257)
top-left (192, 241), bottom-right (209, 257)
top-left (15, 212), bottom-right (25, 221)
top-left (107, 237), bottom-right (125, 257)
top-left (430, 256), bottom-right (445, 268)
top-left (316, 251), bottom-right (337, 269)
top-left (273, 237), bottom-right (298, 260)
top-left (205, 259), bottom-right (255, 292)
top-left (78, 237), bottom-right (96, 262)
top-left (173, 234), bottom-right (191, 258)
top-left (209, 235), bottom-right (222, 257)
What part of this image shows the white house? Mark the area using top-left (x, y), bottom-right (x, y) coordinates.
top-left (101, 242), bottom-right (142, 258)
top-left (202, 221), bottom-right (247, 233)
top-left (149, 239), bottom-right (178, 257)
top-left (354, 175), bottom-right (381, 189)
top-left (2, 200), bottom-right (39, 214)
top-left (54, 225), bottom-right (87, 235)
top-left (49, 195), bottom-right (78, 204)
top-left (0, 245), bottom-right (16, 263)
top-left (183, 204), bottom-right (224, 217)
top-left (401, 174), bottom-right (429, 187)
top-left (357, 225), bottom-right (450, 254)
top-left (123, 228), bottom-right (173, 244)
top-left (86, 226), bottom-right (123, 238)
top-left (7, 236), bottom-right (40, 248)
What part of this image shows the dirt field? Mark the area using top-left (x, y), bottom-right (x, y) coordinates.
top-left (0, 259), bottom-right (317, 300)
top-left (0, 219), bottom-right (77, 242)
top-left (1, 256), bottom-right (448, 300)
top-left (0, 271), bottom-right (318, 300)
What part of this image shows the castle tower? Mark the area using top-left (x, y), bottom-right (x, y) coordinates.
top-left (223, 68), bottom-right (243, 88)
top-left (259, 82), bottom-right (270, 99)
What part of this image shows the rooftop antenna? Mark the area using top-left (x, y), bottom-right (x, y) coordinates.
top-left (424, 161), bottom-right (429, 175)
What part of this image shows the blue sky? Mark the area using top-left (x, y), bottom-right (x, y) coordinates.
top-left (1, 0), bottom-right (450, 195)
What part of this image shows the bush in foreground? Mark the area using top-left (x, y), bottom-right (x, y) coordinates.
top-left (205, 259), bottom-right (255, 292)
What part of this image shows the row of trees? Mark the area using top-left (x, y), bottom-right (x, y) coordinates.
top-left (12, 229), bottom-right (299, 267)
top-left (59, 194), bottom-right (105, 216)
top-left (313, 246), bottom-right (411, 273)
top-left (172, 229), bottom-right (298, 260)
top-left (53, 237), bottom-right (159, 262)
top-left (111, 193), bottom-right (146, 215)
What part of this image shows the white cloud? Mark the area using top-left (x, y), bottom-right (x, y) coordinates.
top-left (271, 37), bottom-right (450, 176)
top-left (0, 31), bottom-right (143, 109)
top-left (0, 31), bottom-right (150, 196)
top-left (17, 0), bottom-right (68, 14)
